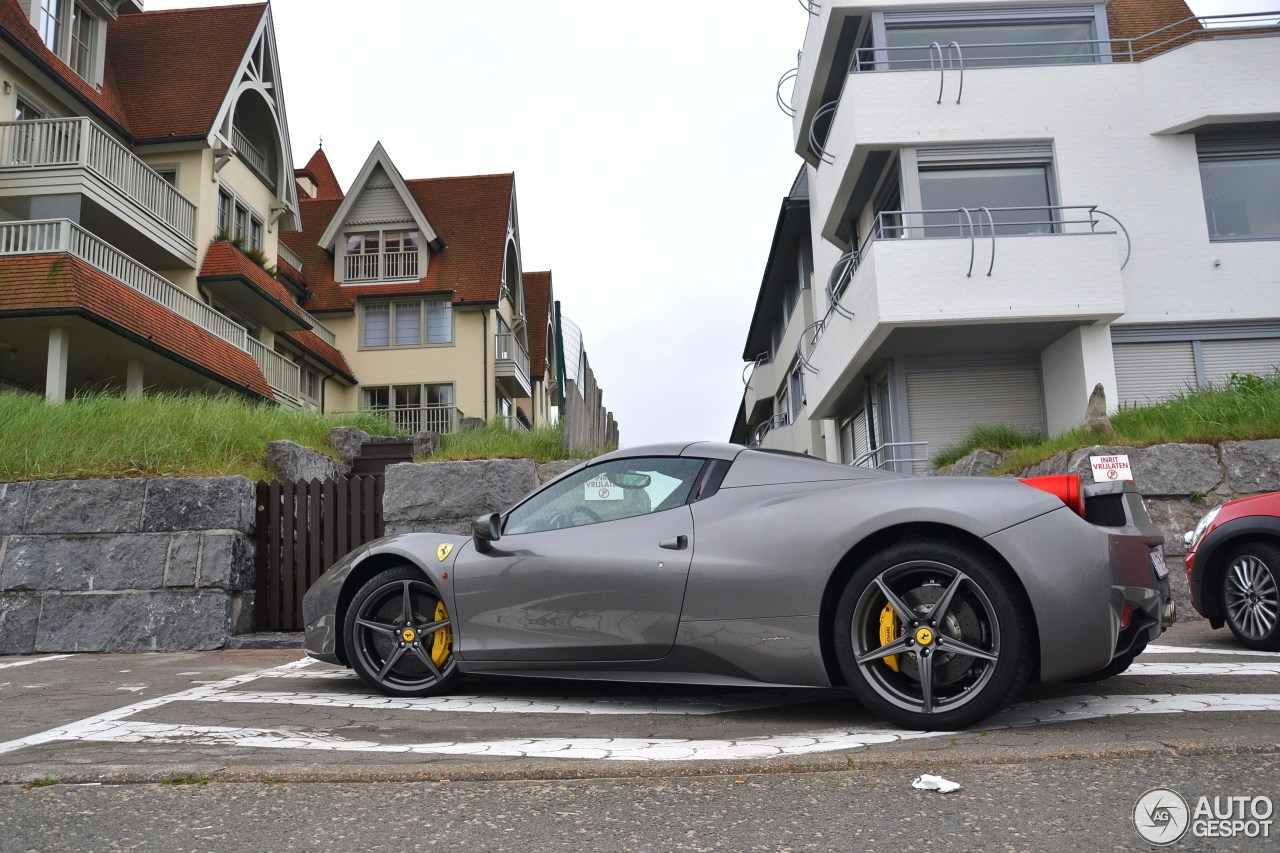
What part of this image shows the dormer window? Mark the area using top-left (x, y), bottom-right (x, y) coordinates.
top-left (343, 228), bottom-right (420, 281)
top-left (37, 0), bottom-right (103, 85)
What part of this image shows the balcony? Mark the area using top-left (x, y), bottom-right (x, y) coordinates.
top-left (363, 405), bottom-right (463, 435)
top-left (0, 219), bottom-right (300, 407)
top-left (805, 206), bottom-right (1128, 415)
top-left (344, 251), bottom-right (420, 282)
top-left (494, 332), bottom-right (532, 398)
top-left (0, 118), bottom-right (197, 265)
top-left (231, 126), bottom-right (273, 188)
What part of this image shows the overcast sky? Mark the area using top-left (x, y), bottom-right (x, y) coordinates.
top-left (146, 0), bottom-right (1269, 447)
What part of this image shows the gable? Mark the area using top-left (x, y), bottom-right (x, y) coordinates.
top-left (347, 165), bottom-right (414, 226)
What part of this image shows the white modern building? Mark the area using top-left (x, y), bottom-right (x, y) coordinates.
top-left (740, 0), bottom-right (1280, 470)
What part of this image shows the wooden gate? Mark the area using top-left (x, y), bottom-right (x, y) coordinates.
top-left (254, 476), bottom-right (385, 631)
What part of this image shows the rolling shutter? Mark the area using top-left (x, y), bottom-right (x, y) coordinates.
top-left (1201, 339), bottom-right (1280, 384)
top-left (1113, 342), bottom-right (1196, 406)
top-left (905, 366), bottom-right (1044, 469)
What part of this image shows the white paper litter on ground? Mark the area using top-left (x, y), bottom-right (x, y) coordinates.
top-left (912, 773), bottom-right (961, 793)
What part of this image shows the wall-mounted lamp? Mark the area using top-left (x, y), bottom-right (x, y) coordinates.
top-left (3, 81), bottom-right (12, 95)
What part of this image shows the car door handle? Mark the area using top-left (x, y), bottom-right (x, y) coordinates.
top-left (659, 535), bottom-right (688, 551)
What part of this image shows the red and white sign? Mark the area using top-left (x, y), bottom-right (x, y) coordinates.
top-left (1089, 454), bottom-right (1133, 483)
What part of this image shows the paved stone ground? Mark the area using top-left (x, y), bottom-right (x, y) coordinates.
top-left (0, 620), bottom-right (1276, 784)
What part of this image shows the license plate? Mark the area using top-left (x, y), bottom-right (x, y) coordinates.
top-left (1149, 548), bottom-right (1169, 579)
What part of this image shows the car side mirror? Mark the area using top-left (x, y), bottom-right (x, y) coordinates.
top-left (472, 512), bottom-right (501, 553)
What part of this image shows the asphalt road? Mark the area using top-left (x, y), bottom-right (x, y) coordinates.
top-left (1, 620), bottom-right (1278, 850)
top-left (2, 754), bottom-right (1277, 851)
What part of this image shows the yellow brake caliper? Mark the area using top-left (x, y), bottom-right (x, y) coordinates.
top-left (879, 603), bottom-right (900, 672)
top-left (430, 599), bottom-right (452, 667)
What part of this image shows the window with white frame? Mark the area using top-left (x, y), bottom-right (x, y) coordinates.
top-left (39, 0), bottom-right (103, 84)
top-left (14, 93), bottom-right (47, 122)
top-left (1198, 135), bottom-right (1280, 241)
top-left (362, 383), bottom-right (455, 432)
top-left (361, 298), bottom-right (453, 348)
top-left (869, 6), bottom-right (1105, 71)
top-left (216, 188), bottom-right (264, 252)
top-left (343, 228), bottom-right (420, 281)
top-left (910, 143), bottom-right (1057, 238)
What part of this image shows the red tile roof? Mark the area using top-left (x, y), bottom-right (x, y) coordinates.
top-left (281, 173), bottom-right (515, 313)
top-left (278, 330), bottom-right (357, 384)
top-left (522, 270), bottom-right (552, 379)
top-left (1107, 0), bottom-right (1201, 58)
top-left (0, 0), bottom-right (264, 143)
top-left (0, 254), bottom-right (273, 399)
top-left (199, 240), bottom-right (310, 326)
top-left (301, 148), bottom-right (344, 200)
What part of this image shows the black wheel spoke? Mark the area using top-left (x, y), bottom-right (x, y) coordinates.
top-left (919, 651), bottom-right (935, 713)
top-left (355, 617), bottom-right (397, 637)
top-left (855, 635), bottom-right (913, 666)
top-left (400, 581), bottom-right (414, 626)
top-left (410, 643), bottom-right (443, 679)
top-left (937, 635), bottom-right (998, 662)
top-left (415, 617), bottom-right (450, 634)
top-left (931, 571), bottom-right (967, 622)
top-left (377, 643), bottom-right (407, 682)
top-left (873, 576), bottom-right (919, 624)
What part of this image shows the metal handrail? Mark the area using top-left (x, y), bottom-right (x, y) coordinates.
top-left (749, 412), bottom-right (790, 448)
top-left (948, 41), bottom-right (964, 103)
top-left (854, 12), bottom-right (1279, 73)
top-left (851, 441), bottom-right (929, 472)
top-left (742, 352), bottom-right (770, 388)
top-left (797, 0), bottom-right (820, 15)
top-left (807, 101), bottom-right (839, 164)
top-left (795, 319), bottom-right (825, 375)
top-left (776, 68), bottom-right (799, 117)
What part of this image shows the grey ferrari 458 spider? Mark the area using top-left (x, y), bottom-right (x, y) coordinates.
top-left (303, 442), bottom-right (1174, 730)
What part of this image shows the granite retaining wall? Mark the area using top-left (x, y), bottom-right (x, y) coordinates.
top-left (0, 477), bottom-right (256, 653)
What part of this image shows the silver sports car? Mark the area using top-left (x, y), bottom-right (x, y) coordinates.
top-left (303, 442), bottom-right (1174, 730)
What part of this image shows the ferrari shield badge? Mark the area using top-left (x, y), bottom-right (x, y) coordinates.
top-left (437, 543), bottom-right (453, 562)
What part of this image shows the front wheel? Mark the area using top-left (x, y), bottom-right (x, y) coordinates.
top-left (835, 538), bottom-right (1033, 730)
top-left (344, 565), bottom-right (460, 697)
top-left (1221, 541), bottom-right (1280, 651)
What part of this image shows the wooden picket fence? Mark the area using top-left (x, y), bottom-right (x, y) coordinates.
top-left (254, 476), bottom-right (385, 631)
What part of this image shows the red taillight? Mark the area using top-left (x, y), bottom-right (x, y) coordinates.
top-left (1019, 474), bottom-right (1085, 518)
top-left (1120, 602), bottom-right (1133, 629)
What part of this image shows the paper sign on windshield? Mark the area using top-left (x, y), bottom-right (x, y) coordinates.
top-left (584, 474), bottom-right (624, 501)
top-left (1090, 454), bottom-right (1133, 483)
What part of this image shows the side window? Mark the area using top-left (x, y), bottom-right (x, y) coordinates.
top-left (504, 457), bottom-right (706, 535)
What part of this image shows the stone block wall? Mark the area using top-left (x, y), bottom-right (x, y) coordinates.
top-left (383, 459), bottom-right (542, 536)
top-left (937, 439), bottom-right (1280, 620)
top-left (0, 477), bottom-right (256, 653)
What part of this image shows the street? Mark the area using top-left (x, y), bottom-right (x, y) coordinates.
top-left (1, 620), bottom-right (1277, 850)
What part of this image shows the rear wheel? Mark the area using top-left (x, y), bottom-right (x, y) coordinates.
top-left (835, 538), bottom-right (1033, 730)
top-left (1220, 541), bottom-right (1280, 651)
top-left (344, 565), bottom-right (459, 697)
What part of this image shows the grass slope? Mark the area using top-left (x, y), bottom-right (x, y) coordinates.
top-left (932, 372), bottom-right (1280, 474)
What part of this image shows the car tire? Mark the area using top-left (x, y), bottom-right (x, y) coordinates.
top-left (344, 565), bottom-right (460, 697)
top-left (1220, 540), bottom-right (1280, 651)
top-left (834, 537), bottom-right (1033, 730)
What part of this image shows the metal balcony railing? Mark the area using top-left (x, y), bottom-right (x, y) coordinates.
top-left (854, 12), bottom-right (1279, 73)
top-left (363, 405), bottom-right (462, 435)
top-left (0, 219), bottom-right (300, 406)
top-left (0, 118), bottom-right (196, 242)
top-left (749, 412), bottom-right (790, 448)
top-left (495, 332), bottom-right (531, 382)
top-left (851, 441), bottom-right (929, 474)
top-left (498, 415), bottom-right (530, 433)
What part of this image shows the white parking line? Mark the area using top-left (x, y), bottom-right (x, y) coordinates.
top-left (197, 689), bottom-right (838, 716)
top-left (0, 658), bottom-right (315, 756)
top-left (29, 692), bottom-right (1280, 762)
top-left (1145, 644), bottom-right (1279, 657)
top-left (0, 655), bottom-right (71, 670)
top-left (1123, 661), bottom-right (1280, 676)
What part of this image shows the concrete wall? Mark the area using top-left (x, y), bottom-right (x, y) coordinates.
top-left (0, 477), bottom-right (256, 654)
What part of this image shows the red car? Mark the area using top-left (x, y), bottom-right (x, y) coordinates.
top-left (1184, 492), bottom-right (1280, 650)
